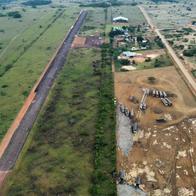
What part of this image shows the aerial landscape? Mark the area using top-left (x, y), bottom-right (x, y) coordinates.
top-left (0, 0), bottom-right (195, 195)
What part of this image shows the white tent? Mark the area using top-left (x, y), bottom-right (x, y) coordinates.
top-left (113, 16), bottom-right (128, 23)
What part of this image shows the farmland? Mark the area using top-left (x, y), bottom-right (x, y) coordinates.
top-left (0, 3), bottom-right (80, 139)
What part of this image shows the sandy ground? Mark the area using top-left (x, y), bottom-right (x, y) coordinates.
top-left (117, 184), bottom-right (146, 196)
top-left (72, 35), bottom-right (86, 48)
top-left (115, 67), bottom-right (196, 128)
top-left (72, 35), bottom-right (103, 48)
top-left (115, 67), bottom-right (196, 195)
top-left (120, 49), bottom-right (165, 64)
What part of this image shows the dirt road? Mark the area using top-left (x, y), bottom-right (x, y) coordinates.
top-left (0, 10), bottom-right (87, 179)
top-left (139, 6), bottom-right (196, 95)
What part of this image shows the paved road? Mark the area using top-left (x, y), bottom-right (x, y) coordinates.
top-left (139, 6), bottom-right (196, 95)
top-left (0, 11), bottom-right (87, 171)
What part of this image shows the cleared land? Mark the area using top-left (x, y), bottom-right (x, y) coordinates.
top-left (79, 8), bottom-right (105, 35)
top-left (115, 66), bottom-right (196, 195)
top-left (115, 67), bottom-right (196, 127)
top-left (112, 5), bottom-right (146, 26)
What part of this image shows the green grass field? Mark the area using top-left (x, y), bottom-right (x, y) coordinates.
top-left (1, 48), bottom-right (101, 195)
top-left (80, 7), bottom-right (105, 35)
top-left (2, 46), bottom-right (116, 195)
top-left (136, 54), bottom-right (173, 69)
top-left (0, 4), bottom-right (80, 139)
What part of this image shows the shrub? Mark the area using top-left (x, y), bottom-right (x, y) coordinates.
top-left (148, 76), bottom-right (156, 84)
top-left (120, 59), bottom-right (130, 65)
top-left (8, 11), bottom-right (21, 18)
top-left (22, 0), bottom-right (52, 6)
top-left (183, 46), bottom-right (196, 57)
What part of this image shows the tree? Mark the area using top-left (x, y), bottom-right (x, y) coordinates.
top-left (148, 76), bottom-right (156, 84)
top-left (154, 59), bottom-right (161, 67)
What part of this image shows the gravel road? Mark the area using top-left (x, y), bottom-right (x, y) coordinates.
top-left (139, 6), bottom-right (196, 95)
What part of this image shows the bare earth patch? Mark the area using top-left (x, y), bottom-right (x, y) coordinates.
top-left (115, 67), bottom-right (196, 195)
top-left (72, 35), bottom-right (103, 48)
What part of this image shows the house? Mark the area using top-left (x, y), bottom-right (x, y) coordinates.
top-left (122, 51), bottom-right (138, 58)
top-left (113, 16), bottom-right (128, 23)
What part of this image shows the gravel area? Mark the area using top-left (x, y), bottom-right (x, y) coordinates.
top-left (116, 105), bottom-right (133, 156)
top-left (116, 104), bottom-right (146, 196)
top-left (117, 184), bottom-right (147, 196)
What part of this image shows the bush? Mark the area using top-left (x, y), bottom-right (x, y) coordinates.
top-left (22, 0), bottom-right (52, 6)
top-left (7, 11), bottom-right (21, 18)
top-left (183, 46), bottom-right (196, 57)
top-left (148, 76), bottom-right (156, 84)
top-left (154, 36), bottom-right (164, 48)
top-left (120, 59), bottom-right (130, 65)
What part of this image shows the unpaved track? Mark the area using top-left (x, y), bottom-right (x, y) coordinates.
top-left (0, 11), bottom-right (87, 173)
top-left (139, 6), bottom-right (196, 95)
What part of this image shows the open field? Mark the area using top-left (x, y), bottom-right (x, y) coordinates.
top-left (1, 46), bottom-right (116, 196)
top-left (145, 1), bottom-right (196, 29)
top-left (112, 5), bottom-right (146, 26)
top-left (79, 7), bottom-right (105, 35)
top-left (115, 66), bottom-right (196, 195)
top-left (1, 48), bottom-right (101, 195)
top-left (0, 4), bottom-right (80, 140)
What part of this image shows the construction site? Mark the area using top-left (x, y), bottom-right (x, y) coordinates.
top-left (115, 66), bottom-right (196, 195)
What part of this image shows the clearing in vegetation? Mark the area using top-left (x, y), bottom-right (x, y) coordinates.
top-left (115, 66), bottom-right (196, 195)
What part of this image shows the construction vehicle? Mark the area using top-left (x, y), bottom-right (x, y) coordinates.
top-left (165, 97), bottom-right (172, 106)
top-left (140, 88), bottom-right (148, 111)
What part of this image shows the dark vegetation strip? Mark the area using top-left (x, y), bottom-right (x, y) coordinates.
top-left (91, 43), bottom-right (116, 195)
top-left (0, 8), bottom-right (65, 77)
top-left (79, 0), bottom-right (137, 8)
top-left (91, 7), bottom-right (116, 195)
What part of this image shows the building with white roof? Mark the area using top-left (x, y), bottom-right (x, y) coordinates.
top-left (113, 16), bottom-right (128, 23)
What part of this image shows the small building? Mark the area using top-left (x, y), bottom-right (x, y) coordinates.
top-left (113, 16), bottom-right (128, 23)
top-left (122, 51), bottom-right (140, 58)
